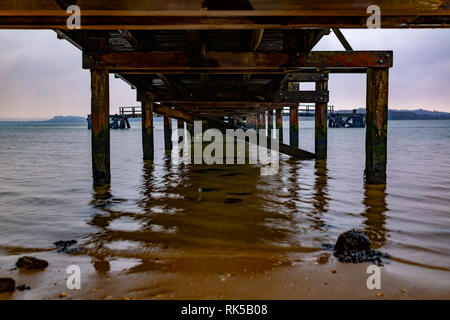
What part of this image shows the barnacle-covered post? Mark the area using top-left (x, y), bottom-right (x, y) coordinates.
top-left (365, 67), bottom-right (389, 184)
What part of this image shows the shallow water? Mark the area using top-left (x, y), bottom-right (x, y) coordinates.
top-left (0, 119), bottom-right (449, 292)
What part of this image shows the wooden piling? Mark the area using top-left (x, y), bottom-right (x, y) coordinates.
top-left (177, 119), bottom-right (184, 143)
top-left (315, 79), bottom-right (328, 159)
top-left (268, 110), bottom-right (273, 138)
top-left (164, 115), bottom-right (173, 151)
top-left (90, 69), bottom-right (110, 186)
top-left (289, 106), bottom-right (299, 147)
top-left (258, 113), bottom-right (265, 131)
top-left (365, 68), bottom-right (389, 184)
top-left (276, 108), bottom-right (283, 143)
top-left (141, 100), bottom-right (154, 160)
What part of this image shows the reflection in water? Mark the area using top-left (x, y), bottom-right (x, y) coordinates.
top-left (362, 184), bottom-right (388, 249)
top-left (85, 148), bottom-right (392, 279)
top-left (85, 156), bottom-right (337, 275)
top-left (312, 160), bottom-right (329, 230)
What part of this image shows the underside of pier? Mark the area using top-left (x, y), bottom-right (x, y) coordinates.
top-left (2, 0), bottom-right (449, 186)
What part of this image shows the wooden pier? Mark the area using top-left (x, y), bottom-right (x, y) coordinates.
top-left (2, 1), bottom-right (449, 186)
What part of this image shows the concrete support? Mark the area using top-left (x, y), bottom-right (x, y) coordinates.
top-left (315, 79), bottom-right (328, 159)
top-left (90, 69), bottom-right (110, 186)
top-left (164, 115), bottom-right (173, 151)
top-left (141, 100), bottom-right (154, 160)
top-left (289, 105), bottom-right (299, 147)
top-left (365, 68), bottom-right (389, 184)
top-left (276, 108), bottom-right (283, 143)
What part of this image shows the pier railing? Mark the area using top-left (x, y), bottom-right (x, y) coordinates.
top-left (119, 106), bottom-right (142, 118)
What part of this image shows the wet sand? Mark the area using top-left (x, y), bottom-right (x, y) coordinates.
top-left (1, 249), bottom-right (449, 300)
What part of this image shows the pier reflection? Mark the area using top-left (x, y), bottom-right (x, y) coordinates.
top-left (361, 184), bottom-right (388, 249)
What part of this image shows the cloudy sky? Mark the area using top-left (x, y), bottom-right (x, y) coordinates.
top-left (0, 29), bottom-right (449, 120)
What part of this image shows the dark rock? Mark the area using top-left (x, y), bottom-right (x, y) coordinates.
top-left (16, 256), bottom-right (49, 270)
top-left (16, 284), bottom-right (31, 291)
top-left (0, 278), bottom-right (15, 292)
top-left (335, 230), bottom-right (371, 253)
top-left (328, 230), bottom-right (390, 264)
top-left (54, 240), bottom-right (78, 253)
top-left (223, 198), bottom-right (243, 204)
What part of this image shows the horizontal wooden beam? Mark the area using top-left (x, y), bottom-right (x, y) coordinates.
top-left (117, 68), bottom-right (367, 74)
top-left (286, 73), bottom-right (329, 82)
top-left (1, 6), bottom-right (449, 29)
top-left (152, 90), bottom-right (328, 104)
top-left (84, 51), bottom-right (393, 71)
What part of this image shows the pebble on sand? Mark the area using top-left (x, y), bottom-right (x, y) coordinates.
top-left (16, 256), bottom-right (49, 270)
top-left (0, 278), bottom-right (16, 293)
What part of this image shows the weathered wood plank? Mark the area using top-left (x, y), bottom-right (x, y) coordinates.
top-left (1, 5), bottom-right (449, 29)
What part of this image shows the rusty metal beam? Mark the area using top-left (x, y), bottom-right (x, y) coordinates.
top-left (83, 51), bottom-right (393, 71)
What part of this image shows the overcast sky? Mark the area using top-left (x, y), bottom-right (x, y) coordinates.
top-left (0, 29), bottom-right (449, 120)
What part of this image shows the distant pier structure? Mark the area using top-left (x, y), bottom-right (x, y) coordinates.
top-left (2, 1), bottom-right (449, 186)
top-left (86, 113), bottom-right (131, 130)
top-left (329, 109), bottom-right (365, 128)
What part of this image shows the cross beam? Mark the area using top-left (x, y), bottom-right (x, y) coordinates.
top-left (1, 7), bottom-right (449, 29)
top-left (83, 51), bottom-right (393, 71)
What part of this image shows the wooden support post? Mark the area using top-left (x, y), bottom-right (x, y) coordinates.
top-left (177, 119), bottom-right (184, 143)
top-left (315, 79), bottom-right (328, 159)
top-left (289, 106), bottom-right (299, 147)
top-left (276, 108), bottom-right (283, 143)
top-left (365, 68), bottom-right (389, 184)
top-left (90, 69), bottom-right (110, 186)
top-left (259, 113), bottom-right (265, 131)
top-left (268, 110), bottom-right (274, 138)
top-left (163, 115), bottom-right (172, 151)
top-left (141, 100), bottom-right (154, 160)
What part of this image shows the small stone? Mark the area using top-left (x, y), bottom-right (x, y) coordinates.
top-left (375, 292), bottom-right (384, 297)
top-left (59, 292), bottom-right (67, 298)
top-left (155, 294), bottom-right (164, 299)
top-left (53, 240), bottom-right (78, 254)
top-left (16, 256), bottom-right (49, 270)
top-left (401, 289), bottom-right (408, 293)
top-left (123, 297), bottom-right (131, 300)
top-left (331, 269), bottom-right (337, 274)
top-left (0, 278), bottom-right (16, 293)
top-left (17, 284), bottom-right (31, 291)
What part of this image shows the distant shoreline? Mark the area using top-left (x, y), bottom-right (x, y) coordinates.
top-left (1, 109), bottom-right (450, 122)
